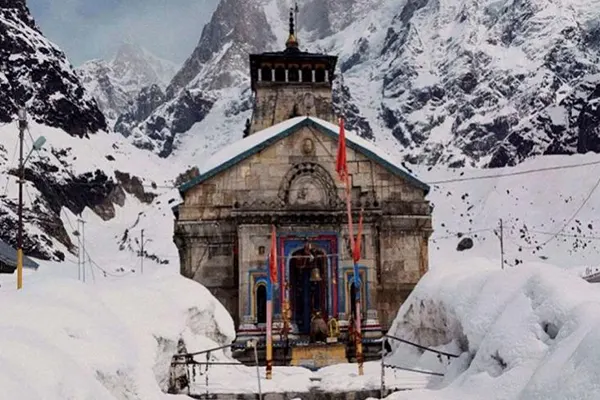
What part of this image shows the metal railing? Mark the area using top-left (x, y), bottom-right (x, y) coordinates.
top-left (169, 341), bottom-right (263, 399)
top-left (380, 334), bottom-right (460, 398)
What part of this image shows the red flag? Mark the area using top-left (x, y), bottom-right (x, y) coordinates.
top-left (269, 225), bottom-right (278, 284)
top-left (352, 209), bottom-right (364, 263)
top-left (336, 117), bottom-right (348, 183)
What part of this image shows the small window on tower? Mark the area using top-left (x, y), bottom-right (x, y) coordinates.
top-left (301, 67), bottom-right (312, 82)
top-left (261, 66), bottom-right (272, 82)
top-left (315, 68), bottom-right (326, 83)
top-left (258, 246), bottom-right (265, 255)
top-left (288, 67), bottom-right (299, 82)
top-left (275, 67), bottom-right (286, 82)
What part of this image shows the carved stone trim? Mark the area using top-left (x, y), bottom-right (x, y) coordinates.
top-left (278, 162), bottom-right (342, 208)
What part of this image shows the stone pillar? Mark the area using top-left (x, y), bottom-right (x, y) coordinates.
top-left (299, 70), bottom-right (303, 83)
top-left (271, 69), bottom-right (275, 81)
top-left (258, 69), bottom-right (262, 81)
top-left (312, 70), bottom-right (316, 83)
top-left (285, 69), bottom-right (289, 83)
top-left (325, 70), bottom-right (329, 83)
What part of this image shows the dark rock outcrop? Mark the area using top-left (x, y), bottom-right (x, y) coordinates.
top-left (0, 1), bottom-right (106, 136)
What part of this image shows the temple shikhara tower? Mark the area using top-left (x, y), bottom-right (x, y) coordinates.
top-left (173, 11), bottom-right (433, 365)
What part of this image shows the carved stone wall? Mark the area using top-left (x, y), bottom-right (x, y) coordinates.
top-left (178, 126), bottom-right (427, 221)
top-left (250, 85), bottom-right (335, 134)
top-left (175, 125), bottom-right (432, 332)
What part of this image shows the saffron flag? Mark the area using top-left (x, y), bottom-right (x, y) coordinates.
top-left (269, 225), bottom-right (278, 284)
top-left (336, 117), bottom-right (348, 183)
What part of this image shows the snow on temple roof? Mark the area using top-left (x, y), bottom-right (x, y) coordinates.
top-left (179, 117), bottom-right (429, 193)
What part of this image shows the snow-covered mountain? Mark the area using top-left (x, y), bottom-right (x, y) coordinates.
top-left (113, 0), bottom-right (600, 168)
top-left (77, 43), bottom-right (178, 124)
top-left (0, 1), bottom-right (181, 267)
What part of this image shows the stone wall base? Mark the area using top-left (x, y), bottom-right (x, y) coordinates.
top-left (189, 387), bottom-right (406, 399)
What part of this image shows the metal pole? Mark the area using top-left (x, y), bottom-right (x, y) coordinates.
top-left (205, 352), bottom-right (209, 399)
top-left (16, 108), bottom-right (26, 290)
top-left (141, 229), bottom-right (144, 274)
top-left (500, 218), bottom-right (504, 270)
top-left (380, 338), bottom-right (385, 398)
top-left (254, 340), bottom-right (263, 400)
top-left (81, 217), bottom-right (86, 282)
top-left (77, 220), bottom-right (81, 281)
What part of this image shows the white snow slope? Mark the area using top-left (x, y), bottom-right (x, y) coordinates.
top-left (386, 258), bottom-right (600, 400)
top-left (0, 270), bottom-right (235, 400)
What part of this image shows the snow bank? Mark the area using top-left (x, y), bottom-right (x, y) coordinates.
top-left (0, 271), bottom-right (235, 400)
top-left (386, 258), bottom-right (600, 400)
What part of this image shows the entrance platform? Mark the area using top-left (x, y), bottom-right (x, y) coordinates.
top-left (290, 342), bottom-right (346, 370)
top-left (231, 336), bottom-right (383, 366)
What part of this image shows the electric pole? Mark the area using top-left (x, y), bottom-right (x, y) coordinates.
top-left (499, 218), bottom-right (504, 270)
top-left (139, 229), bottom-right (151, 275)
top-left (16, 108), bottom-right (26, 290)
top-left (78, 216), bottom-right (86, 282)
top-left (77, 227), bottom-right (81, 281)
top-left (140, 229), bottom-right (144, 275)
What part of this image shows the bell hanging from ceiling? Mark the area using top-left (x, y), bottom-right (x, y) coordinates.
top-left (310, 267), bottom-right (322, 282)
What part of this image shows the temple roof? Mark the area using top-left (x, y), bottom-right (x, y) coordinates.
top-left (179, 117), bottom-right (430, 195)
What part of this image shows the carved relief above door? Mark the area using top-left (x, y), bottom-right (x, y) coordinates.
top-left (278, 162), bottom-right (341, 209)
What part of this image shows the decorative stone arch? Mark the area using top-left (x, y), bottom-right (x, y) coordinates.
top-left (278, 162), bottom-right (340, 208)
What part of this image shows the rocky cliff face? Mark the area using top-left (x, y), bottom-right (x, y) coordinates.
top-left (370, 0), bottom-right (600, 167)
top-left (0, 0), bottom-right (106, 137)
top-left (77, 43), bottom-right (177, 125)
top-left (0, 2), bottom-right (167, 262)
top-left (115, 0), bottom-right (600, 168)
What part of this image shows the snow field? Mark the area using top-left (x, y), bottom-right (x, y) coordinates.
top-left (0, 271), bottom-right (235, 400)
top-left (387, 258), bottom-right (600, 399)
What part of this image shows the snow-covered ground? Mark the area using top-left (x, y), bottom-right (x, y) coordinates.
top-left (386, 258), bottom-right (600, 400)
top-left (188, 361), bottom-right (429, 395)
top-left (0, 270), bottom-right (235, 399)
top-left (3, 119), bottom-right (600, 398)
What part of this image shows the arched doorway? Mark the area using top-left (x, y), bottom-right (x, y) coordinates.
top-left (289, 243), bottom-right (328, 334)
top-left (256, 284), bottom-right (267, 324)
top-left (349, 282), bottom-right (358, 319)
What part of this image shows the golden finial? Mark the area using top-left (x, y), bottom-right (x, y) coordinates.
top-left (285, 6), bottom-right (299, 49)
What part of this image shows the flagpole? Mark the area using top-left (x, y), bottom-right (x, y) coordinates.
top-left (266, 275), bottom-right (273, 380)
top-left (337, 116), bottom-right (364, 376)
top-left (344, 182), bottom-right (364, 376)
top-left (266, 225), bottom-right (278, 380)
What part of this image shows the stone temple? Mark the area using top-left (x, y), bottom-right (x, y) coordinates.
top-left (173, 14), bottom-right (433, 364)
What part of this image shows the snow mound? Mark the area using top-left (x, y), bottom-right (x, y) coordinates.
top-left (0, 272), bottom-right (235, 400)
top-left (387, 258), bottom-right (600, 400)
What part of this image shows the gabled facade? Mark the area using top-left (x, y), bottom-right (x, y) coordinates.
top-left (174, 117), bottom-right (432, 345)
top-left (173, 14), bottom-right (433, 363)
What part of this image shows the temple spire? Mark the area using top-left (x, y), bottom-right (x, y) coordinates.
top-left (285, 4), bottom-right (299, 51)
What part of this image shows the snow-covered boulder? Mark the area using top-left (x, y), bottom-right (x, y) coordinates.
top-left (0, 271), bottom-right (235, 400)
top-left (387, 258), bottom-right (600, 400)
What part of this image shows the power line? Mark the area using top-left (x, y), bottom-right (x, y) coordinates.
top-left (518, 174), bottom-right (600, 250)
top-left (430, 228), bottom-right (494, 241)
top-left (425, 160), bottom-right (600, 185)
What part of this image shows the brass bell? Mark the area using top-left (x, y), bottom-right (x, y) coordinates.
top-left (310, 267), bottom-right (322, 282)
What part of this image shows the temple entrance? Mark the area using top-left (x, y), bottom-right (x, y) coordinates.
top-left (289, 243), bottom-right (328, 334)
